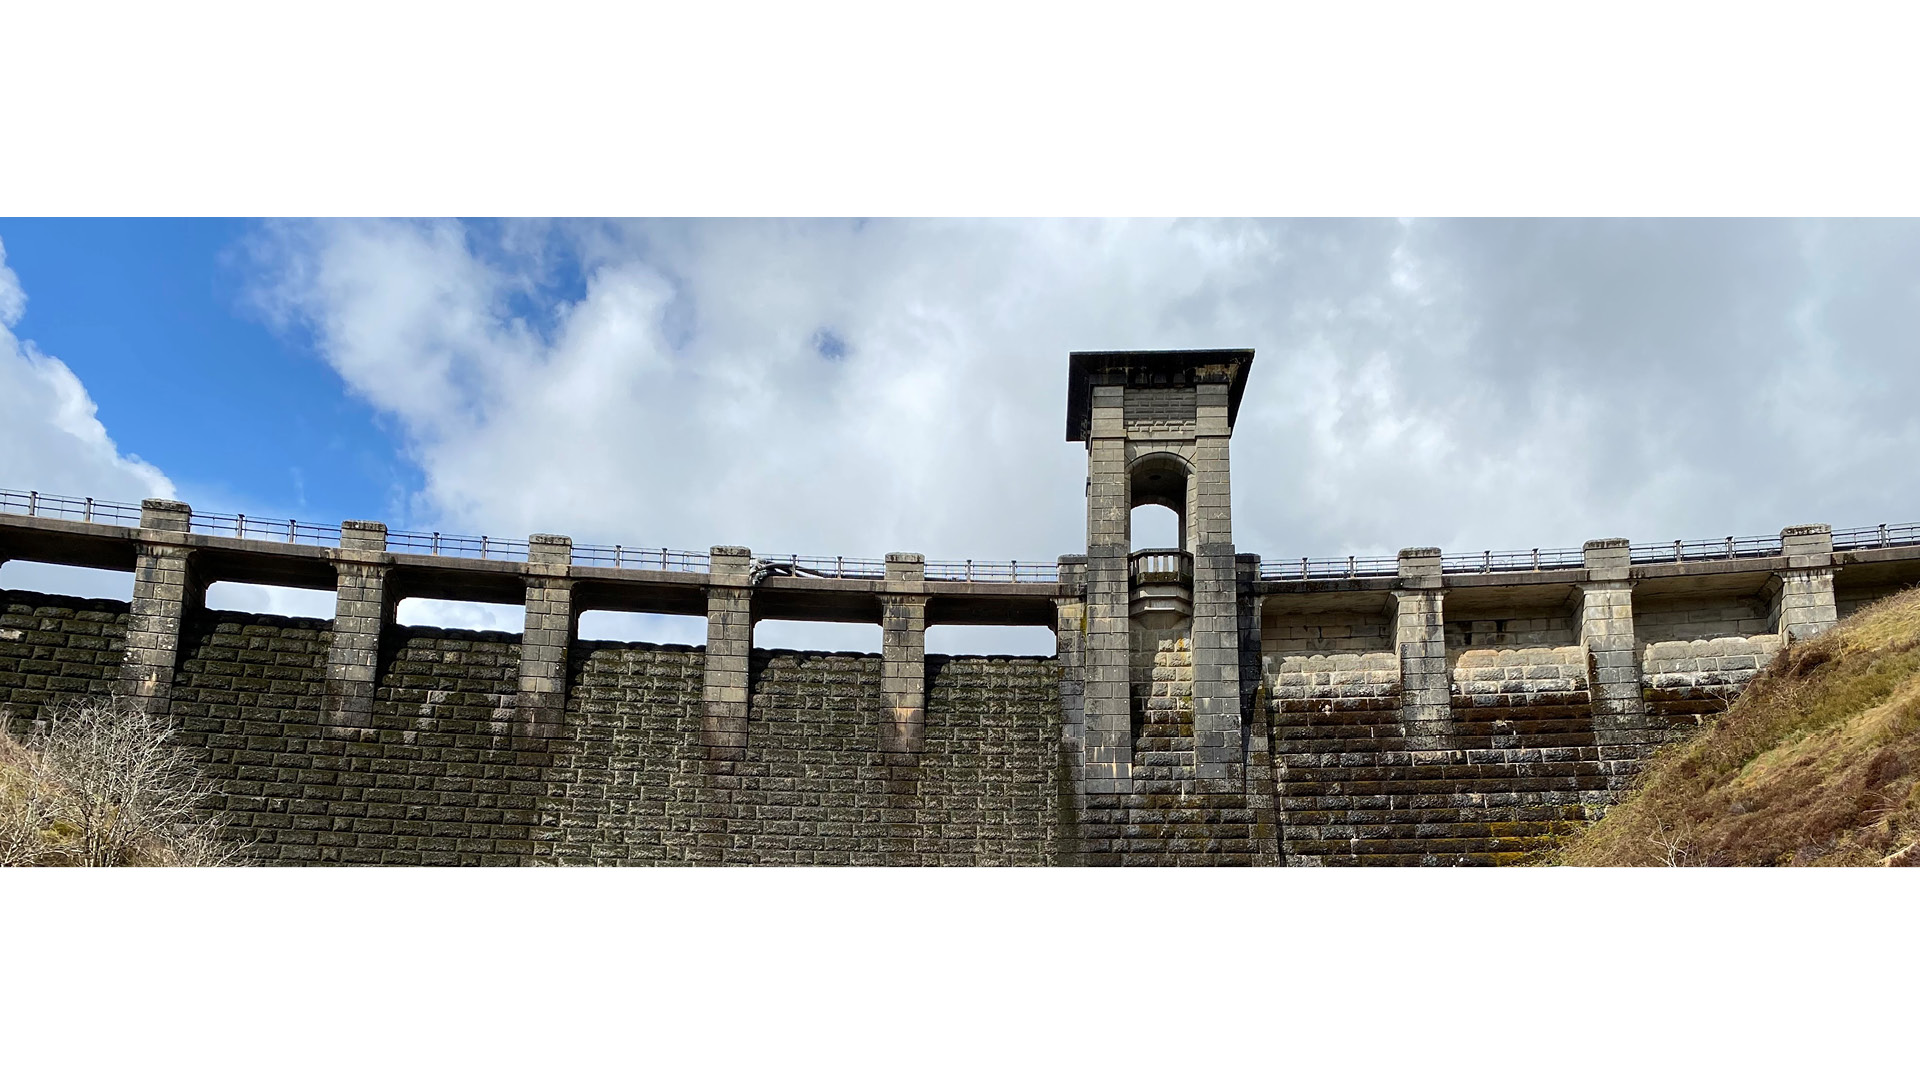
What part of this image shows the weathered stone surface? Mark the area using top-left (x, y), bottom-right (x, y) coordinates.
top-left (0, 592), bottom-right (1069, 866)
top-left (0, 592), bottom-right (129, 732)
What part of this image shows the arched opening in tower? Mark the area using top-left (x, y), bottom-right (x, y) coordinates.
top-left (1128, 452), bottom-right (1190, 554)
top-left (1130, 504), bottom-right (1180, 552)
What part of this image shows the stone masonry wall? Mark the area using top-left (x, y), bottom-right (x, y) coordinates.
top-left (0, 592), bottom-right (129, 733)
top-left (167, 618), bottom-right (548, 866)
top-left (1262, 614), bottom-right (1604, 866)
top-left (0, 571), bottom-right (1884, 866)
top-left (1836, 588), bottom-right (1882, 621)
top-left (1265, 610), bottom-right (1394, 654)
top-left (1633, 595), bottom-right (1772, 643)
top-left (1450, 645), bottom-right (1587, 699)
top-left (1116, 624), bottom-right (1260, 866)
top-left (166, 611), bottom-right (340, 862)
top-left (0, 591), bottom-right (1066, 866)
top-left (1445, 611), bottom-right (1578, 649)
top-left (1632, 594), bottom-right (1782, 735)
top-left (1255, 587), bottom-right (1795, 865)
top-left (550, 639), bottom-right (704, 863)
top-left (1261, 609), bottom-right (1399, 705)
top-left (1122, 386), bottom-right (1197, 437)
top-left (1637, 635), bottom-right (1782, 729)
top-left (1265, 672), bottom-right (1604, 865)
top-left (918, 655), bottom-right (1065, 865)
top-left (661, 650), bottom-right (1066, 866)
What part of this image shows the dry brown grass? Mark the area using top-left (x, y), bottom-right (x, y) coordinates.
top-left (1553, 586), bottom-right (1920, 866)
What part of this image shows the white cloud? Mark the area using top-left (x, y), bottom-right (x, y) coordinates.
top-left (394, 597), bottom-right (524, 634)
top-left (246, 218), bottom-right (1920, 583)
top-left (43, 215), bottom-right (1869, 650)
top-left (1, 241), bottom-right (365, 624)
top-left (18, 218), bottom-right (1920, 651)
top-left (202, 582), bottom-right (337, 620)
top-left (0, 237), bottom-right (173, 508)
top-left (1, 236), bottom-right (172, 602)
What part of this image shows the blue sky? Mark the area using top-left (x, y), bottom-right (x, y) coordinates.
top-left (0, 218), bottom-right (415, 523)
top-left (6, 218), bottom-right (1920, 651)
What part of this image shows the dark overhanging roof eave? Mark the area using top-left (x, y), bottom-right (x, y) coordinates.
top-left (1065, 348), bottom-right (1255, 442)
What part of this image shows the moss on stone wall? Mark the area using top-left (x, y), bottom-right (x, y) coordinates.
top-left (0, 592), bottom-right (128, 733)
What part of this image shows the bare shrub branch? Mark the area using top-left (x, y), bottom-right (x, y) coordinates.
top-left (1646, 817), bottom-right (1694, 867)
top-left (0, 700), bottom-right (244, 867)
top-left (0, 710), bottom-right (66, 867)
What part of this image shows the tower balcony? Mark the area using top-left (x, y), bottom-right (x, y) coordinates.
top-left (1128, 548), bottom-right (1194, 620)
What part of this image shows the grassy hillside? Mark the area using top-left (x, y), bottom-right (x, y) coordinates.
top-left (1554, 587), bottom-right (1920, 867)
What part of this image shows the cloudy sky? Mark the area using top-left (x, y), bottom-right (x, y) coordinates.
top-left (4, 218), bottom-right (1917, 649)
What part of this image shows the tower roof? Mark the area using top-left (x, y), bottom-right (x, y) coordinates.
top-left (1064, 348), bottom-right (1255, 442)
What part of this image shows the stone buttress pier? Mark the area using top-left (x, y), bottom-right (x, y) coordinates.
top-left (518, 533), bottom-right (575, 737)
top-left (1577, 538), bottom-right (1645, 777)
top-left (122, 499), bottom-right (203, 710)
top-left (701, 545), bottom-right (755, 762)
top-left (880, 552), bottom-right (929, 763)
top-left (324, 519), bottom-right (393, 731)
top-left (1776, 524), bottom-right (1839, 642)
top-left (1391, 547), bottom-right (1448, 748)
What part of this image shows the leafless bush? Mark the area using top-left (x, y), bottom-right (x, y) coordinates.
top-left (1646, 817), bottom-right (1694, 867)
top-left (0, 700), bottom-right (243, 867)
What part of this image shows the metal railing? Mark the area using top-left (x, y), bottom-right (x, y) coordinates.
top-left (1629, 535), bottom-right (1782, 565)
top-left (1441, 547), bottom-right (1586, 574)
top-left (386, 530), bottom-right (531, 562)
top-left (571, 545), bottom-right (712, 573)
top-left (1259, 554), bottom-right (1399, 581)
top-left (1, 486), bottom-right (1066, 582)
top-left (789, 554), bottom-right (886, 579)
top-left (1256, 527), bottom-right (1891, 581)
top-left (1129, 548), bottom-right (1193, 586)
top-left (1833, 522), bottom-right (1920, 551)
top-left (13, 485), bottom-right (1920, 588)
top-left (924, 559), bottom-right (1059, 583)
top-left (0, 489), bottom-right (145, 526)
top-left (187, 510), bottom-right (343, 546)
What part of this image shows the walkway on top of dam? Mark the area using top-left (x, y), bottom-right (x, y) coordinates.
top-left (6, 487), bottom-right (1920, 625)
top-left (0, 489), bottom-right (1061, 626)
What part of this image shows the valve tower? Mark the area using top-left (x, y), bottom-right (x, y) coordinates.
top-left (1065, 349), bottom-right (1275, 865)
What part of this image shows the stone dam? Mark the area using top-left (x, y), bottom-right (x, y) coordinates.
top-left (5, 349), bottom-right (1919, 866)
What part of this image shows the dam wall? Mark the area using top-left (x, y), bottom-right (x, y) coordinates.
top-left (5, 501), bottom-right (1918, 865)
top-left (0, 590), bottom-right (1067, 865)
